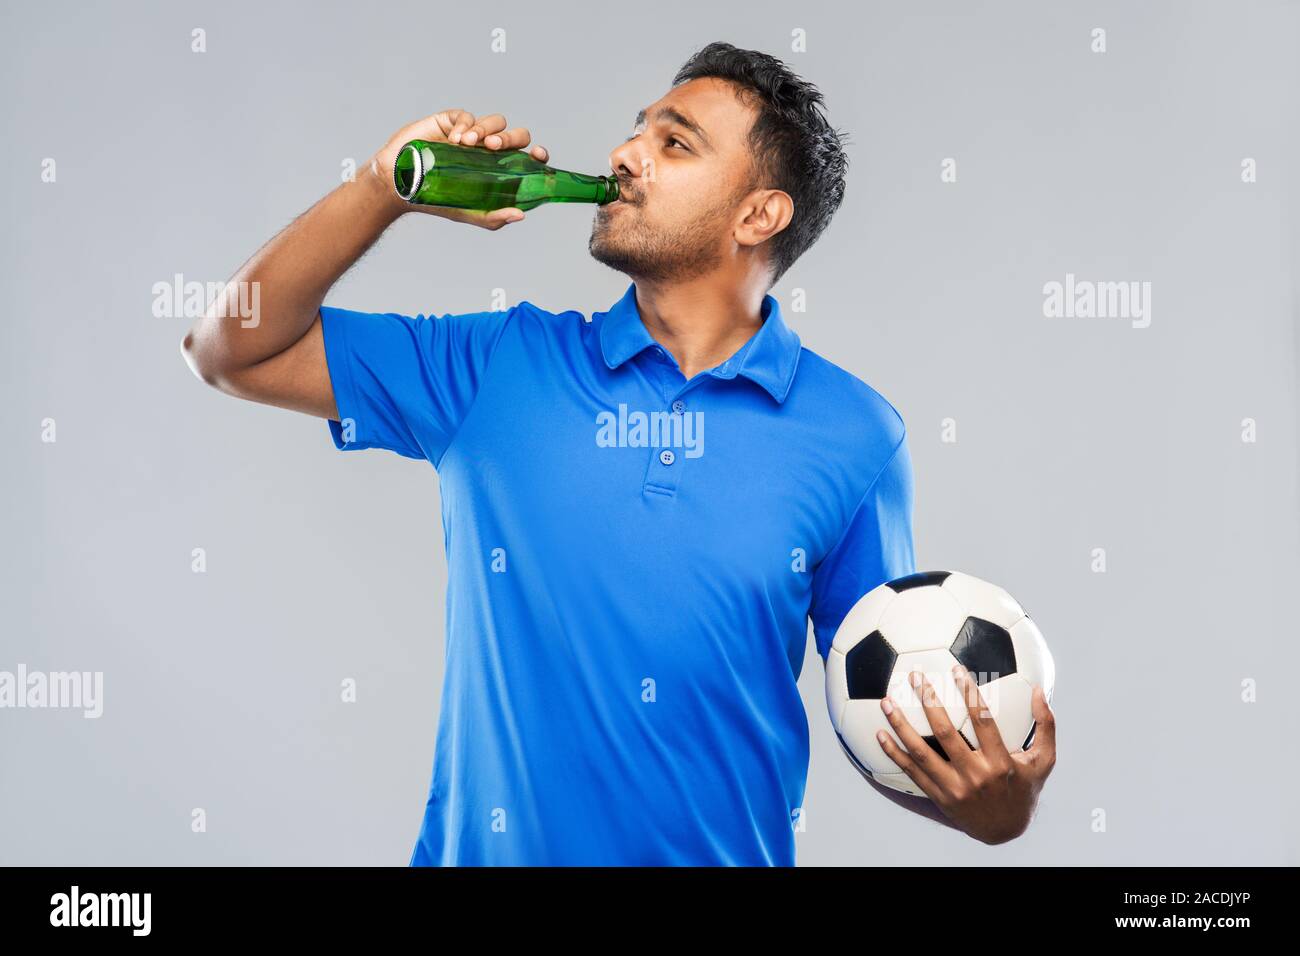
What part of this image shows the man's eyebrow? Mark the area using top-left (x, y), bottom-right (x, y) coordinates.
top-left (632, 106), bottom-right (712, 149)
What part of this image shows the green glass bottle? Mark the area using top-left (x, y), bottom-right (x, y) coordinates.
top-left (393, 140), bottom-right (619, 211)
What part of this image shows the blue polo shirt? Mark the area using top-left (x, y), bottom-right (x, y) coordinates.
top-left (319, 281), bottom-right (915, 866)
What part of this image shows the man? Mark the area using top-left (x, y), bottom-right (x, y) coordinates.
top-left (182, 42), bottom-right (1056, 865)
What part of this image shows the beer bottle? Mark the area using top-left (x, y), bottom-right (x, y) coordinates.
top-left (393, 140), bottom-right (620, 211)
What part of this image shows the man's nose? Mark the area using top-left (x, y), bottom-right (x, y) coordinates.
top-left (608, 135), bottom-right (646, 185)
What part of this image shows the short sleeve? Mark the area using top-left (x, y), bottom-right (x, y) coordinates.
top-left (809, 430), bottom-right (916, 660)
top-left (319, 303), bottom-right (518, 466)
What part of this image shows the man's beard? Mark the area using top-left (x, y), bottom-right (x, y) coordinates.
top-left (587, 196), bottom-right (732, 283)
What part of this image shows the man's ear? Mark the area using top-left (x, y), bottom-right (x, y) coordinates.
top-left (735, 189), bottom-right (794, 250)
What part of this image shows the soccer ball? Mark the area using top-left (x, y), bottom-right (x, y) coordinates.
top-left (825, 570), bottom-right (1055, 797)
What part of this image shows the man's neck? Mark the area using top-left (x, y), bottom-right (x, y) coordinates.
top-left (630, 274), bottom-right (768, 381)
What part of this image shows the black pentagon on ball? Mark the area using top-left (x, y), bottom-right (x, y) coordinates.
top-left (921, 733), bottom-right (974, 761)
top-left (887, 570), bottom-right (951, 592)
top-left (844, 630), bottom-right (897, 699)
top-left (949, 616), bottom-right (1016, 684)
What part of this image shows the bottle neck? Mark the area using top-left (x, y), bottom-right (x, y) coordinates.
top-left (550, 171), bottom-right (620, 205)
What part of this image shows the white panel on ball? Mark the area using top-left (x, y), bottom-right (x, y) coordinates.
top-left (1008, 616), bottom-right (1055, 698)
top-left (885, 648), bottom-right (965, 735)
top-left (940, 570), bottom-right (1026, 630)
top-left (838, 698), bottom-right (895, 773)
top-left (830, 584), bottom-right (897, 656)
top-left (960, 673), bottom-right (1035, 754)
top-left (825, 647), bottom-right (849, 733)
top-left (876, 587), bottom-right (967, 653)
top-left (875, 771), bottom-right (925, 797)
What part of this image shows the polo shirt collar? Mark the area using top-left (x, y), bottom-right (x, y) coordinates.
top-left (598, 282), bottom-right (801, 404)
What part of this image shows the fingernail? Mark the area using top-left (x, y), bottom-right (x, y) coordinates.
top-left (876, 731), bottom-right (888, 745)
top-left (909, 671), bottom-right (921, 689)
top-left (881, 697), bottom-right (894, 716)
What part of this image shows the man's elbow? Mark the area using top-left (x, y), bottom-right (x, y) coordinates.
top-left (180, 329), bottom-right (242, 393)
top-left (180, 330), bottom-right (219, 386)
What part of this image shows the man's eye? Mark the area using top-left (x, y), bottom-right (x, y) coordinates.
top-left (668, 137), bottom-right (688, 150)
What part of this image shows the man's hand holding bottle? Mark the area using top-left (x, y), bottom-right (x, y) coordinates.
top-left (365, 109), bottom-right (550, 229)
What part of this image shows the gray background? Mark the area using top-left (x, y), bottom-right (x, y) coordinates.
top-left (2, 0), bottom-right (1297, 865)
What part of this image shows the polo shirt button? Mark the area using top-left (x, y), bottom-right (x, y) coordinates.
top-left (671, 399), bottom-right (686, 414)
top-left (659, 449), bottom-right (676, 466)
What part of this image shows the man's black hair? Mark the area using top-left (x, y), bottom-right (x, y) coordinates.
top-left (672, 41), bottom-right (849, 288)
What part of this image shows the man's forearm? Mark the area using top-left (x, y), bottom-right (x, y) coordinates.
top-left (182, 165), bottom-right (403, 384)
